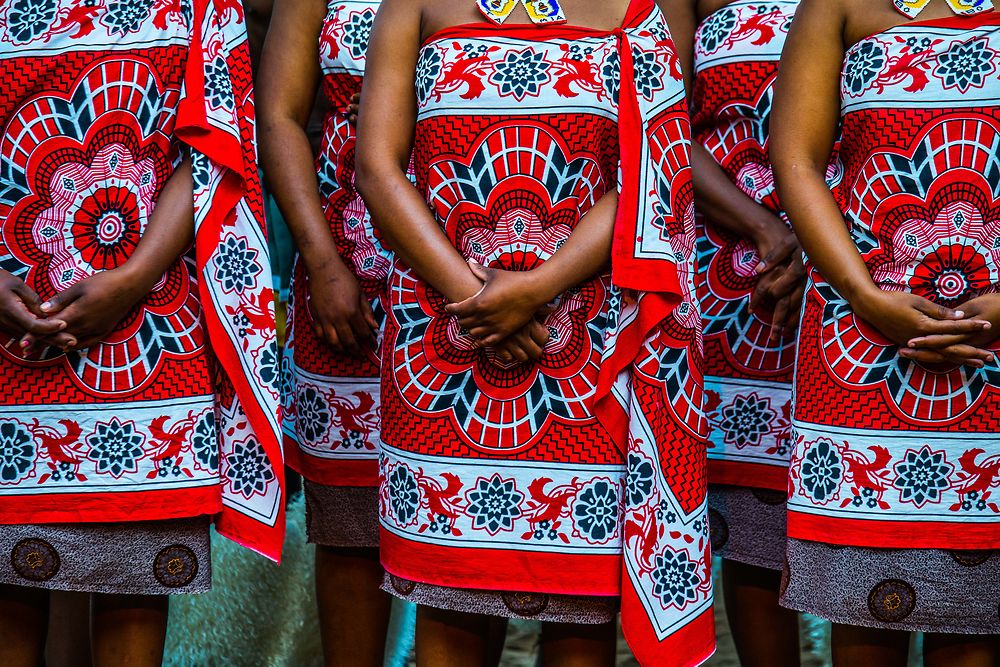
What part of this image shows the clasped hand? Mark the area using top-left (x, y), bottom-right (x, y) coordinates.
top-left (0, 267), bottom-right (147, 355)
top-left (856, 290), bottom-right (999, 368)
top-left (446, 262), bottom-right (551, 364)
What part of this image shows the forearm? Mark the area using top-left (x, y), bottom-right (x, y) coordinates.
top-left (120, 158), bottom-right (195, 293)
top-left (775, 162), bottom-right (877, 310)
top-left (357, 164), bottom-right (481, 303)
top-left (526, 190), bottom-right (617, 303)
top-left (691, 144), bottom-right (784, 240)
top-left (259, 116), bottom-right (346, 275)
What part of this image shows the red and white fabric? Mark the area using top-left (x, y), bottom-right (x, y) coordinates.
top-left (282, 0), bottom-right (389, 488)
top-left (377, 1), bottom-right (713, 663)
top-left (788, 10), bottom-right (1000, 551)
top-left (0, 0), bottom-right (284, 561)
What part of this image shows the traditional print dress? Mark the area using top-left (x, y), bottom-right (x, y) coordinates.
top-left (377, 1), bottom-right (714, 663)
top-left (692, 0), bottom-right (840, 570)
top-left (782, 9), bottom-right (1000, 632)
top-left (0, 0), bottom-right (284, 592)
top-left (281, 0), bottom-right (390, 548)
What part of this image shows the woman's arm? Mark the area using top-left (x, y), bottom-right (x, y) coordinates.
top-left (354, 0), bottom-right (482, 304)
top-left (770, 0), bottom-right (989, 348)
top-left (449, 0), bottom-right (701, 342)
top-left (32, 158), bottom-right (196, 351)
top-left (448, 191), bottom-right (618, 344)
top-left (258, 0), bottom-right (377, 355)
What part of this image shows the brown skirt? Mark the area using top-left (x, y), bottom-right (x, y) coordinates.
top-left (0, 517), bottom-right (211, 595)
top-left (303, 481), bottom-right (380, 548)
top-left (708, 484), bottom-right (787, 571)
top-left (781, 538), bottom-right (1000, 634)
top-left (382, 573), bottom-right (618, 625)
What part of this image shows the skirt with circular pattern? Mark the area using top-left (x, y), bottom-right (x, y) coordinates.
top-left (0, 518), bottom-right (210, 595)
top-left (382, 573), bottom-right (618, 625)
top-left (708, 484), bottom-right (787, 571)
top-left (303, 481), bottom-right (379, 548)
top-left (780, 538), bottom-right (1000, 634)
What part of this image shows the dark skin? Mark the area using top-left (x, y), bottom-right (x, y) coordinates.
top-left (772, 0), bottom-right (997, 371)
top-left (0, 159), bottom-right (194, 667)
top-left (257, 2), bottom-right (392, 665)
top-left (19, 159), bottom-right (195, 355)
top-left (692, 0), bottom-right (808, 344)
top-left (689, 2), bottom-right (802, 665)
top-left (355, 0), bottom-right (693, 663)
top-left (772, 1), bottom-right (1000, 665)
top-left (258, 0), bottom-right (377, 359)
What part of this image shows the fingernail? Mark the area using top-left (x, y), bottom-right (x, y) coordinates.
top-left (40, 302), bottom-right (52, 312)
top-left (19, 340), bottom-right (29, 348)
top-left (58, 321), bottom-right (67, 330)
top-left (955, 311), bottom-right (965, 318)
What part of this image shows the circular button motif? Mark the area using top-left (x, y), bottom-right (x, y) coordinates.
top-left (502, 591), bottom-right (550, 617)
top-left (153, 545), bottom-right (198, 588)
top-left (389, 574), bottom-right (417, 596)
top-left (751, 488), bottom-right (787, 506)
top-left (11, 538), bottom-right (60, 582)
top-left (708, 508), bottom-right (729, 552)
top-left (867, 579), bottom-right (916, 623)
top-left (948, 550), bottom-right (993, 567)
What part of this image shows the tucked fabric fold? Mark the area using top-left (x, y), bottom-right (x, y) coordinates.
top-left (594, 3), bottom-right (713, 665)
top-left (177, 0), bottom-right (284, 561)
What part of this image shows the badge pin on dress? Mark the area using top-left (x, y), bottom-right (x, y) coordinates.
top-left (893, 0), bottom-right (995, 18)
top-left (477, 0), bottom-right (567, 24)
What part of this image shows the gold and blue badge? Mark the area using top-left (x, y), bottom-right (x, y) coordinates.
top-left (893, 0), bottom-right (995, 18)
top-left (477, 0), bottom-right (567, 25)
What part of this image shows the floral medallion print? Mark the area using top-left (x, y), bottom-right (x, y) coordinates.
top-left (214, 235), bottom-right (262, 293)
top-left (225, 438), bottom-right (275, 499)
top-left (933, 36), bottom-right (997, 92)
top-left (651, 548), bottom-right (702, 609)
top-left (205, 57), bottom-right (235, 111)
top-left (632, 46), bottom-right (666, 100)
top-left (893, 446), bottom-right (954, 508)
top-left (415, 46), bottom-right (443, 105)
top-left (101, 0), bottom-right (155, 36)
top-left (571, 478), bottom-right (620, 543)
top-left (388, 464), bottom-right (420, 526)
top-left (601, 50), bottom-right (621, 103)
top-left (798, 438), bottom-right (844, 504)
top-left (341, 9), bottom-right (375, 60)
top-left (698, 8), bottom-right (737, 53)
top-left (465, 474), bottom-right (524, 535)
top-left (190, 411), bottom-right (218, 472)
top-left (488, 47), bottom-right (552, 101)
top-left (844, 40), bottom-right (888, 96)
top-left (0, 420), bottom-right (35, 484)
top-left (718, 393), bottom-right (776, 448)
top-left (3, 0), bottom-right (57, 45)
top-left (87, 418), bottom-right (146, 479)
top-left (295, 385), bottom-right (331, 444)
top-left (626, 451), bottom-right (655, 507)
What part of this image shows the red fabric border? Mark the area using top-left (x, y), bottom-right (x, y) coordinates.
top-left (0, 486), bottom-right (220, 524)
top-left (621, 575), bottom-right (716, 667)
top-left (284, 439), bottom-right (379, 487)
top-left (788, 512), bottom-right (1000, 550)
top-left (173, 0), bottom-right (285, 561)
top-left (215, 496), bottom-right (286, 561)
top-left (707, 460), bottom-right (787, 492)
top-left (380, 528), bottom-right (622, 596)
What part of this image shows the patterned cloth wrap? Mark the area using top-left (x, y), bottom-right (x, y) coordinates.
top-left (377, 0), bottom-right (713, 663)
top-left (789, 11), bottom-right (1000, 552)
top-left (282, 0), bottom-right (391, 488)
top-left (693, 0), bottom-right (845, 491)
top-left (0, 0), bottom-right (284, 560)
